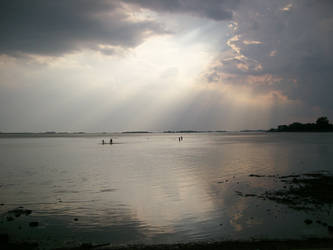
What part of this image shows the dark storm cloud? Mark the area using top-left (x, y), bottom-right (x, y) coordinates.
top-left (205, 0), bottom-right (333, 115)
top-left (0, 0), bottom-right (166, 56)
top-left (124, 0), bottom-right (239, 20)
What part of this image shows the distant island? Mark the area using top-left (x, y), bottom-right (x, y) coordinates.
top-left (121, 131), bottom-right (152, 134)
top-left (163, 130), bottom-right (226, 133)
top-left (269, 117), bottom-right (333, 132)
top-left (240, 129), bottom-right (266, 132)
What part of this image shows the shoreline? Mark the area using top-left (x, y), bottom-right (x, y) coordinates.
top-left (2, 171), bottom-right (333, 249)
top-left (2, 238), bottom-right (333, 250)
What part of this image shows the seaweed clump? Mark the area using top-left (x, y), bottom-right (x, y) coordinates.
top-left (237, 171), bottom-right (333, 213)
top-left (263, 172), bottom-right (333, 212)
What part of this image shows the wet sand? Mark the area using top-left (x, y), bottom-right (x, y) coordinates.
top-left (236, 171), bottom-right (333, 234)
top-left (2, 171), bottom-right (333, 249)
top-left (2, 238), bottom-right (333, 250)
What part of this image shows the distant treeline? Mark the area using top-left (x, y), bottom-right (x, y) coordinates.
top-left (269, 117), bottom-right (333, 132)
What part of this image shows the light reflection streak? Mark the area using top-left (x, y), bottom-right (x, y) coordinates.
top-left (1, 133), bottom-right (333, 245)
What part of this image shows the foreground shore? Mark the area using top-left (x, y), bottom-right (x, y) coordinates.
top-left (1, 172), bottom-right (333, 249)
top-left (63, 239), bottom-right (333, 250)
top-left (2, 238), bottom-right (333, 250)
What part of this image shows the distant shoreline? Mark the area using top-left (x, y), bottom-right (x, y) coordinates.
top-left (0, 131), bottom-right (229, 137)
top-left (269, 116), bottom-right (333, 132)
top-left (2, 130), bottom-right (333, 138)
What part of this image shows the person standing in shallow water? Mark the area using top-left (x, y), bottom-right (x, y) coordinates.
top-left (110, 138), bottom-right (113, 144)
top-left (102, 139), bottom-right (105, 145)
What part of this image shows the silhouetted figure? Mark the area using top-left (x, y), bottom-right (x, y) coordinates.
top-left (178, 137), bottom-right (181, 142)
top-left (181, 136), bottom-right (183, 141)
top-left (102, 139), bottom-right (105, 145)
top-left (110, 138), bottom-right (113, 144)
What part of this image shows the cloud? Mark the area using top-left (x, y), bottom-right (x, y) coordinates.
top-left (0, 0), bottom-right (167, 56)
top-left (203, 0), bottom-right (333, 117)
top-left (1, 0), bottom-right (333, 131)
top-left (242, 40), bottom-right (262, 45)
top-left (281, 3), bottom-right (293, 12)
top-left (124, 0), bottom-right (239, 20)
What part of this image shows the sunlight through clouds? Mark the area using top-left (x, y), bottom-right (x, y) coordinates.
top-left (1, 0), bottom-right (332, 132)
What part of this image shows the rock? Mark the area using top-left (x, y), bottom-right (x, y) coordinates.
top-left (81, 243), bottom-right (93, 248)
top-left (249, 174), bottom-right (265, 177)
top-left (8, 208), bottom-right (32, 217)
top-left (304, 219), bottom-right (313, 225)
top-left (6, 216), bottom-right (14, 222)
top-left (0, 233), bottom-right (9, 244)
top-left (29, 221), bottom-right (39, 227)
top-left (245, 194), bottom-right (257, 197)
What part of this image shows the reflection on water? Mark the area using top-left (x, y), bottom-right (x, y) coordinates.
top-left (0, 133), bottom-right (333, 247)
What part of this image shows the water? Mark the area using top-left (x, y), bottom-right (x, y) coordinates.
top-left (1, 132), bottom-right (333, 248)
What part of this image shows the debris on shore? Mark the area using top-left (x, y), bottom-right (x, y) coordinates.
top-left (240, 171), bottom-right (333, 211)
top-left (8, 207), bottom-right (32, 218)
top-left (236, 171), bottom-right (333, 232)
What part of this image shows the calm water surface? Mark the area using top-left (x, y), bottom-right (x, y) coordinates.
top-left (1, 132), bottom-right (333, 248)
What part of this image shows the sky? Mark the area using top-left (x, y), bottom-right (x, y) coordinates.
top-left (0, 0), bottom-right (332, 132)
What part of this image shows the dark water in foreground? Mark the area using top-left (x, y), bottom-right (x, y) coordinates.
top-left (0, 132), bottom-right (333, 248)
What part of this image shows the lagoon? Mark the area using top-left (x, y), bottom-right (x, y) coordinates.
top-left (0, 132), bottom-right (333, 248)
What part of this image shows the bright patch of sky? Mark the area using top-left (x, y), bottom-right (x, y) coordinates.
top-left (1, 0), bottom-right (332, 132)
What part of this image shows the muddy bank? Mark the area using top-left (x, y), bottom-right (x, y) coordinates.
top-left (2, 171), bottom-right (333, 249)
top-left (236, 171), bottom-right (333, 233)
top-left (238, 171), bottom-right (333, 211)
top-left (3, 239), bottom-right (333, 250)
top-left (2, 237), bottom-right (333, 250)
